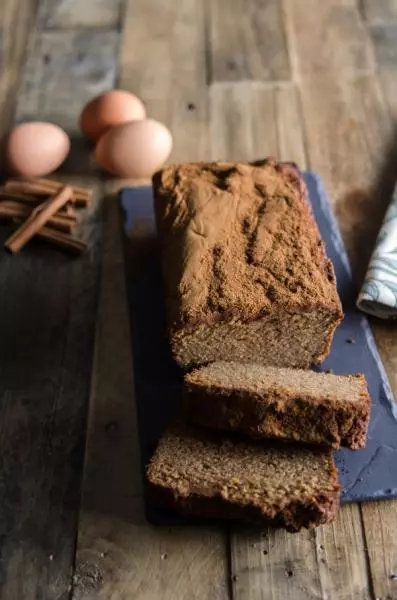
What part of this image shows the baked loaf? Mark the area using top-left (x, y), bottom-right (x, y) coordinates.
top-left (147, 421), bottom-right (341, 532)
top-left (153, 158), bottom-right (343, 369)
top-left (184, 362), bottom-right (371, 449)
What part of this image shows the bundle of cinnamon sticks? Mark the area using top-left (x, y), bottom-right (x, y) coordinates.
top-left (0, 178), bottom-right (93, 255)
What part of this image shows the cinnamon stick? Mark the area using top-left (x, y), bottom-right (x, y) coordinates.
top-left (62, 202), bottom-right (78, 219)
top-left (36, 227), bottom-right (87, 255)
top-left (0, 201), bottom-right (75, 233)
top-left (0, 191), bottom-right (42, 206)
top-left (32, 178), bottom-right (91, 200)
top-left (4, 180), bottom-right (91, 207)
top-left (5, 185), bottom-right (73, 253)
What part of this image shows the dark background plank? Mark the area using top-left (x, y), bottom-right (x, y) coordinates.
top-left (0, 224), bottom-right (102, 598)
top-left (0, 0), bottom-right (110, 596)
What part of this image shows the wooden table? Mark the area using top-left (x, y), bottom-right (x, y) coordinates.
top-left (1, 0), bottom-right (397, 598)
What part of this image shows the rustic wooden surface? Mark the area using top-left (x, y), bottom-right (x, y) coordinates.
top-left (1, 0), bottom-right (397, 598)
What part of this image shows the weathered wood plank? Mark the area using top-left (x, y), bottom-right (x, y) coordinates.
top-left (285, 0), bottom-right (374, 78)
top-left (0, 0), bottom-right (38, 138)
top-left (360, 500), bottom-right (397, 599)
top-left (208, 0), bottom-right (291, 83)
top-left (369, 23), bottom-right (397, 68)
top-left (377, 68), bottom-right (397, 119)
top-left (73, 1), bottom-right (229, 598)
top-left (299, 74), bottom-right (392, 279)
top-left (210, 82), bottom-right (306, 167)
top-left (210, 83), bottom-right (278, 162)
top-left (315, 505), bottom-right (371, 599)
top-left (231, 527), bottom-right (321, 600)
top-left (37, 0), bottom-right (122, 29)
top-left (16, 29), bottom-right (120, 134)
top-left (0, 7), bottom-right (117, 596)
top-left (273, 85), bottom-right (306, 167)
top-left (119, 0), bottom-right (208, 164)
top-left (0, 224), bottom-right (102, 598)
top-left (74, 510), bottom-right (228, 599)
top-left (361, 0), bottom-right (397, 23)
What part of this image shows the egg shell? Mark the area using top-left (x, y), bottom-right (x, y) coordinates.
top-left (4, 122), bottom-right (70, 177)
top-left (80, 90), bottom-right (146, 141)
top-left (95, 118), bottom-right (173, 178)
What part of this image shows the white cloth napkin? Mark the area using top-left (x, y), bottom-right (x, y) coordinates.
top-left (357, 188), bottom-right (397, 318)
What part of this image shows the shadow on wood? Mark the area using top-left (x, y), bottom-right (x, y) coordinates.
top-left (337, 120), bottom-right (397, 286)
top-left (0, 200), bottom-right (102, 597)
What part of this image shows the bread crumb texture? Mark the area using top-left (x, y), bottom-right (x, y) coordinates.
top-left (147, 422), bottom-right (340, 531)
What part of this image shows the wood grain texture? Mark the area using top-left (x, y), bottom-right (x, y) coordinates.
top-left (378, 67), bottom-right (397, 120)
top-left (360, 500), bottom-right (397, 599)
top-left (0, 0), bottom-right (109, 595)
top-left (0, 0), bottom-right (38, 137)
top-left (361, 0), bottom-right (397, 23)
top-left (0, 202), bottom-right (102, 598)
top-left (285, 0), bottom-right (374, 78)
top-left (37, 0), bottom-right (122, 28)
top-left (369, 23), bottom-right (397, 68)
top-left (315, 505), bottom-right (372, 600)
top-left (210, 83), bottom-right (278, 162)
top-left (119, 0), bottom-right (208, 163)
top-left (74, 509), bottom-right (227, 600)
top-left (16, 29), bottom-right (120, 133)
top-left (210, 82), bottom-right (305, 166)
top-left (298, 74), bottom-right (392, 280)
top-left (230, 527), bottom-right (322, 600)
top-left (207, 0), bottom-right (290, 82)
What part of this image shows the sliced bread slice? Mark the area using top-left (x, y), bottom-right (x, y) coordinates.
top-left (147, 421), bottom-right (340, 532)
top-left (184, 362), bottom-right (371, 449)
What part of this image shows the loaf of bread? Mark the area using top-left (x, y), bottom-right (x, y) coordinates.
top-left (184, 362), bottom-right (371, 449)
top-left (147, 421), bottom-right (341, 532)
top-left (153, 158), bottom-right (343, 369)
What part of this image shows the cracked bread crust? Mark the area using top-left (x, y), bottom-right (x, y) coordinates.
top-left (147, 422), bottom-right (341, 532)
top-left (153, 158), bottom-right (343, 368)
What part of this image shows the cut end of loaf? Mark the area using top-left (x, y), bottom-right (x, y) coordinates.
top-left (172, 308), bottom-right (342, 370)
top-left (147, 422), bottom-right (341, 532)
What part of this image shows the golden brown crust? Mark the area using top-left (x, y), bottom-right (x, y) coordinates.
top-left (184, 372), bottom-right (371, 449)
top-left (153, 158), bottom-right (343, 332)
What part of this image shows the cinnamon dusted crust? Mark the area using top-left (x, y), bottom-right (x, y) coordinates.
top-left (147, 422), bottom-right (341, 532)
top-left (153, 158), bottom-right (343, 369)
top-left (184, 363), bottom-right (371, 449)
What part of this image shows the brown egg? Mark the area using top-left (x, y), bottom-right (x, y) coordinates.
top-left (4, 122), bottom-right (70, 177)
top-left (80, 90), bottom-right (146, 141)
top-left (95, 119), bottom-right (173, 178)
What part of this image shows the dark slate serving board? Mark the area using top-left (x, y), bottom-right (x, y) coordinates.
top-left (120, 172), bottom-right (397, 524)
